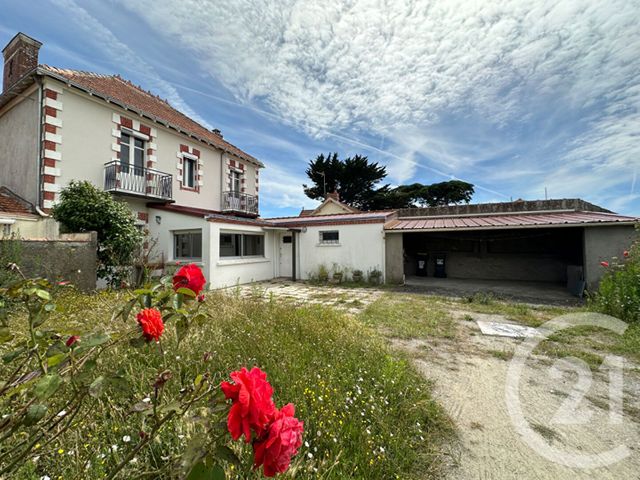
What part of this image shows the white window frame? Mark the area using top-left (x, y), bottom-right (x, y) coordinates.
top-left (173, 229), bottom-right (202, 260)
top-left (183, 157), bottom-right (197, 189)
top-left (120, 130), bottom-right (146, 174)
top-left (230, 170), bottom-right (242, 192)
top-left (319, 230), bottom-right (340, 245)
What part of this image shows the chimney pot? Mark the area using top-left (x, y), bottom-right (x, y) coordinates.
top-left (2, 32), bottom-right (42, 93)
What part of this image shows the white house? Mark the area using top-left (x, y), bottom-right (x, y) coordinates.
top-left (0, 32), bottom-right (393, 288)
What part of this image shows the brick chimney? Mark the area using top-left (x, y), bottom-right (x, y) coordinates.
top-left (2, 32), bottom-right (42, 93)
top-left (326, 191), bottom-right (340, 201)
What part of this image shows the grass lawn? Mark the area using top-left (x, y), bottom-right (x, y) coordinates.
top-left (2, 289), bottom-right (452, 479)
top-left (360, 291), bottom-right (640, 368)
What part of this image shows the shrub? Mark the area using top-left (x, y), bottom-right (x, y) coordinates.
top-left (0, 265), bottom-right (304, 479)
top-left (52, 181), bottom-right (143, 286)
top-left (589, 235), bottom-right (639, 323)
top-left (0, 235), bottom-right (22, 287)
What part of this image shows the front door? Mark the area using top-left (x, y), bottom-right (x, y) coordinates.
top-left (279, 233), bottom-right (293, 278)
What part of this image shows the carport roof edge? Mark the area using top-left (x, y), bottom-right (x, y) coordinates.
top-left (384, 210), bottom-right (639, 232)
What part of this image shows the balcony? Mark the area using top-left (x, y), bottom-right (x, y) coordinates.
top-left (104, 161), bottom-right (172, 201)
top-left (222, 191), bottom-right (259, 216)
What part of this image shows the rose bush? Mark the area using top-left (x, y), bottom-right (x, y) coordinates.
top-left (0, 263), bottom-right (303, 478)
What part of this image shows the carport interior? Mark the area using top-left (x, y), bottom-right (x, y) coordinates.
top-left (403, 227), bottom-right (584, 283)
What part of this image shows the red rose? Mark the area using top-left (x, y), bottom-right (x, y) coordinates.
top-left (136, 308), bottom-right (164, 342)
top-left (221, 367), bottom-right (276, 442)
top-left (173, 264), bottom-right (206, 295)
top-left (197, 294), bottom-right (205, 303)
top-left (623, 250), bottom-right (629, 258)
top-left (66, 335), bottom-right (80, 347)
top-left (253, 403), bottom-right (304, 477)
top-left (600, 261), bottom-right (610, 267)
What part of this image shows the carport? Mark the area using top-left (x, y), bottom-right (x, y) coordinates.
top-left (384, 200), bottom-right (638, 295)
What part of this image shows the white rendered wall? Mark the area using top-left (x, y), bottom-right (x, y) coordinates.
top-left (208, 222), bottom-right (277, 288)
top-left (297, 223), bottom-right (386, 280)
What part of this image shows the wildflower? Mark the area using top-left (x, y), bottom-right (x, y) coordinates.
top-left (253, 403), bottom-right (304, 477)
top-left (136, 308), bottom-right (164, 342)
top-left (600, 261), bottom-right (610, 267)
top-left (172, 263), bottom-right (206, 295)
top-left (197, 293), bottom-right (205, 302)
top-left (66, 335), bottom-right (80, 348)
top-left (122, 435), bottom-right (131, 443)
top-left (221, 367), bottom-right (276, 442)
top-left (623, 250), bottom-right (629, 258)
top-left (57, 410), bottom-right (67, 418)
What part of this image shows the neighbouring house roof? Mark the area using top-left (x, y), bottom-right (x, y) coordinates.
top-left (309, 196), bottom-right (359, 216)
top-left (298, 209), bottom-right (315, 217)
top-left (0, 187), bottom-right (36, 217)
top-left (0, 64), bottom-right (262, 167)
top-left (384, 210), bottom-right (639, 232)
top-left (267, 211), bottom-right (396, 227)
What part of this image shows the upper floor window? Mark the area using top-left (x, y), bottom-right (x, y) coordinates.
top-left (120, 131), bottom-right (145, 175)
top-left (319, 230), bottom-right (339, 244)
top-left (174, 230), bottom-right (202, 260)
top-left (183, 156), bottom-right (197, 189)
top-left (230, 170), bottom-right (241, 192)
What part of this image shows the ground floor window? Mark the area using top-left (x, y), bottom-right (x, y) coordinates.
top-left (319, 230), bottom-right (339, 244)
top-left (174, 230), bottom-right (202, 260)
top-left (220, 232), bottom-right (264, 257)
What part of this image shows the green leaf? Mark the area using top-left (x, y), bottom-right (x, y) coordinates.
top-left (186, 459), bottom-right (225, 480)
top-left (3, 347), bottom-right (26, 364)
top-left (35, 289), bottom-right (51, 301)
top-left (177, 287), bottom-right (197, 298)
top-left (129, 337), bottom-right (147, 348)
top-left (77, 332), bottom-right (110, 350)
top-left (194, 374), bottom-right (203, 387)
top-left (0, 326), bottom-right (14, 343)
top-left (133, 288), bottom-right (153, 296)
top-left (34, 374), bottom-right (62, 400)
top-left (46, 353), bottom-right (67, 368)
top-left (89, 376), bottom-right (105, 398)
top-left (24, 404), bottom-right (48, 426)
top-left (214, 445), bottom-right (240, 467)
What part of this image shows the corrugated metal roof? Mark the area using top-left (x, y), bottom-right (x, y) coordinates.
top-left (384, 211), bottom-right (638, 231)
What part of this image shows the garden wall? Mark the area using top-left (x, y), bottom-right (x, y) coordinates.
top-left (3, 232), bottom-right (97, 290)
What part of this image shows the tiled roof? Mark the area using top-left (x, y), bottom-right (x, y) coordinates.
top-left (39, 65), bottom-right (261, 167)
top-left (147, 204), bottom-right (272, 226)
top-left (0, 187), bottom-right (35, 216)
top-left (267, 211), bottom-right (396, 227)
top-left (384, 210), bottom-right (638, 231)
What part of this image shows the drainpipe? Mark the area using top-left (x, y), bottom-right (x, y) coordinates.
top-left (291, 230), bottom-right (297, 281)
top-left (36, 76), bottom-right (43, 209)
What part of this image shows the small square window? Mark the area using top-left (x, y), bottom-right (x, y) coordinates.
top-left (282, 236), bottom-right (292, 244)
top-left (319, 230), bottom-right (339, 244)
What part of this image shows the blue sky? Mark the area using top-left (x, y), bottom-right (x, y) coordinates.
top-left (2, 0), bottom-right (639, 216)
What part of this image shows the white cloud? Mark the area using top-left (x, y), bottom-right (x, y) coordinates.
top-left (50, 0), bottom-right (211, 128)
top-left (115, 0), bottom-right (639, 210)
